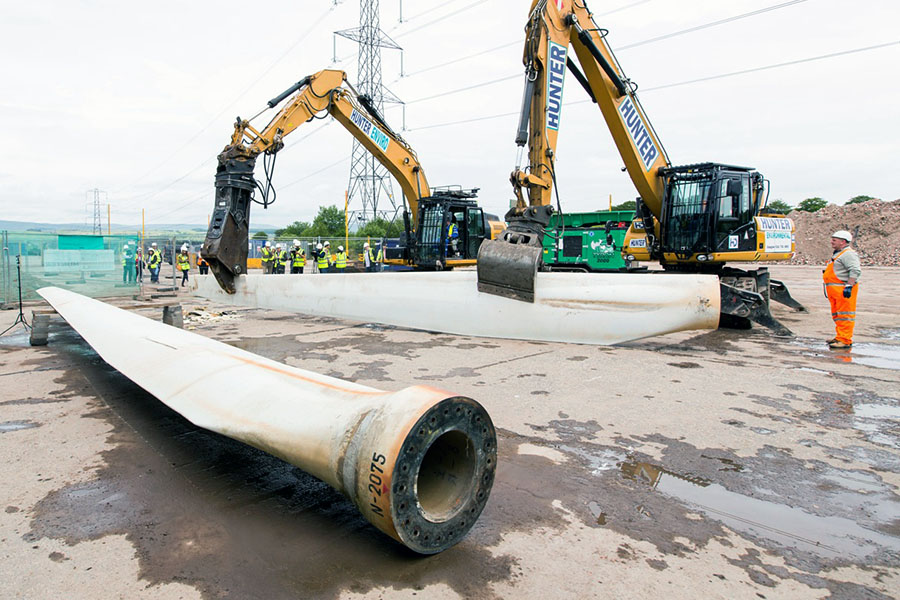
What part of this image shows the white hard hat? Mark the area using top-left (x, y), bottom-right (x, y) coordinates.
top-left (293, 239), bottom-right (300, 246)
top-left (265, 241), bottom-right (271, 247)
top-left (338, 245), bottom-right (344, 251)
top-left (276, 243), bottom-right (283, 249)
top-left (316, 243), bottom-right (323, 250)
top-left (181, 244), bottom-right (189, 251)
top-left (832, 230), bottom-right (853, 242)
top-left (151, 242), bottom-right (157, 247)
top-left (324, 241), bottom-right (330, 246)
top-left (363, 242), bottom-right (369, 248)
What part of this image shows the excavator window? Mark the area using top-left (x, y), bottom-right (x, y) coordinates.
top-left (663, 179), bottom-right (713, 254)
top-left (417, 203), bottom-right (446, 265)
top-left (739, 177), bottom-right (752, 222)
top-left (714, 174), bottom-right (755, 251)
top-left (465, 208), bottom-right (485, 259)
top-left (717, 180), bottom-right (738, 222)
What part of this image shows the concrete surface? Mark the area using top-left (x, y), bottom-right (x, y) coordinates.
top-left (0, 265), bottom-right (898, 599)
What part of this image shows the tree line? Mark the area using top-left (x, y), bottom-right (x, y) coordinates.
top-left (254, 205), bottom-right (405, 240)
top-left (608, 195), bottom-right (880, 215)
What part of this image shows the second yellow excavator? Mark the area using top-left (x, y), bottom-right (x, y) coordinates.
top-left (477, 0), bottom-right (805, 334)
top-left (202, 69), bottom-right (501, 293)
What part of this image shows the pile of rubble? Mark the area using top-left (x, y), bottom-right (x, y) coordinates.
top-left (183, 308), bottom-right (240, 329)
top-left (788, 199), bottom-right (900, 266)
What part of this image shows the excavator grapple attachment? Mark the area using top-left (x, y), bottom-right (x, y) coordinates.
top-left (202, 156), bottom-right (255, 294)
top-left (718, 267), bottom-right (802, 337)
top-left (476, 237), bottom-right (542, 303)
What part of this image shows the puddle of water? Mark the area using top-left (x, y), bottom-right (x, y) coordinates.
top-left (849, 343), bottom-right (900, 371)
top-left (0, 420), bottom-right (39, 433)
top-left (855, 404), bottom-right (900, 420)
top-left (851, 403), bottom-right (900, 449)
top-left (792, 338), bottom-right (900, 371)
top-left (620, 461), bottom-right (900, 560)
top-left (878, 328), bottom-right (900, 341)
top-left (0, 330), bottom-right (32, 348)
top-left (793, 366), bottom-right (833, 375)
top-left (587, 501), bottom-right (607, 525)
top-left (558, 445), bottom-right (626, 475)
top-left (853, 421), bottom-right (900, 450)
top-left (821, 469), bottom-right (886, 494)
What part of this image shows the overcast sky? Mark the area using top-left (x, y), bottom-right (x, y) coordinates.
top-left (1, 0), bottom-right (897, 229)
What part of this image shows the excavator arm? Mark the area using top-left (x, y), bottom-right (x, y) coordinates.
top-left (511, 0), bottom-right (669, 213)
top-left (202, 69), bottom-right (430, 293)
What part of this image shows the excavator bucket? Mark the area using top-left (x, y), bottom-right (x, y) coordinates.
top-left (476, 238), bottom-right (542, 303)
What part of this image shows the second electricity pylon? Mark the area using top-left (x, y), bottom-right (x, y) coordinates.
top-left (88, 188), bottom-right (106, 235)
top-left (335, 0), bottom-right (403, 224)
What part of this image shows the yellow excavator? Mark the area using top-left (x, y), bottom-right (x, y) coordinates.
top-left (202, 69), bottom-right (500, 293)
top-left (477, 0), bottom-right (805, 334)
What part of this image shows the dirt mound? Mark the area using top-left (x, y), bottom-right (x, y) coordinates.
top-left (787, 199), bottom-right (900, 266)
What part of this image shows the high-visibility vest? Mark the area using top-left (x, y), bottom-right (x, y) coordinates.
top-left (176, 253), bottom-right (190, 271)
top-left (148, 249), bottom-right (161, 268)
top-left (317, 251), bottom-right (328, 270)
top-left (448, 223), bottom-right (458, 239)
top-left (261, 247), bottom-right (273, 263)
top-left (291, 249), bottom-right (305, 267)
top-left (122, 248), bottom-right (134, 266)
top-left (197, 256), bottom-right (208, 267)
top-left (335, 251), bottom-right (347, 269)
top-left (364, 247), bottom-right (374, 265)
top-left (375, 247), bottom-right (383, 262)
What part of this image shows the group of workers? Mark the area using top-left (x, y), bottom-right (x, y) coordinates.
top-left (260, 240), bottom-right (382, 274)
top-left (122, 242), bottom-right (161, 284)
top-left (121, 242), bottom-right (193, 287)
top-left (123, 237), bottom-right (383, 288)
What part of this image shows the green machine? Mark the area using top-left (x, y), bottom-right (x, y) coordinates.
top-left (541, 210), bottom-right (635, 272)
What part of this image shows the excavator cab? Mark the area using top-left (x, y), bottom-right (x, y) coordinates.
top-left (401, 188), bottom-right (487, 269)
top-left (659, 163), bottom-right (764, 262)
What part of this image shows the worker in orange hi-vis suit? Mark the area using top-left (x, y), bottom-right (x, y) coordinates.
top-left (822, 230), bottom-right (861, 349)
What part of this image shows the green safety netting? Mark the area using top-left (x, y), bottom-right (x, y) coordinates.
top-left (0, 232), bottom-right (207, 306)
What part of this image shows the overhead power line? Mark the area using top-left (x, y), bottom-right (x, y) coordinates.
top-left (405, 40), bottom-right (900, 131)
top-left (617, 0), bottom-right (810, 50)
top-left (394, 0), bottom-right (811, 85)
top-left (402, 40), bottom-right (520, 78)
top-left (642, 39), bottom-right (900, 92)
top-left (393, 0), bottom-right (483, 38)
top-left (281, 157), bottom-right (351, 190)
top-left (404, 73), bottom-right (519, 104)
top-left (113, 5), bottom-right (337, 203)
top-left (396, 0), bottom-right (465, 25)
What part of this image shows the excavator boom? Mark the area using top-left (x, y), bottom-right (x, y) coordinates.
top-left (201, 69), bottom-right (430, 293)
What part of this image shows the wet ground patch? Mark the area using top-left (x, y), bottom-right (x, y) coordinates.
top-left (503, 419), bottom-right (900, 596)
top-left (0, 420), bottom-right (40, 433)
top-left (19, 324), bottom-right (900, 599)
top-left (789, 336), bottom-right (900, 371)
top-left (26, 335), bottom-right (519, 600)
